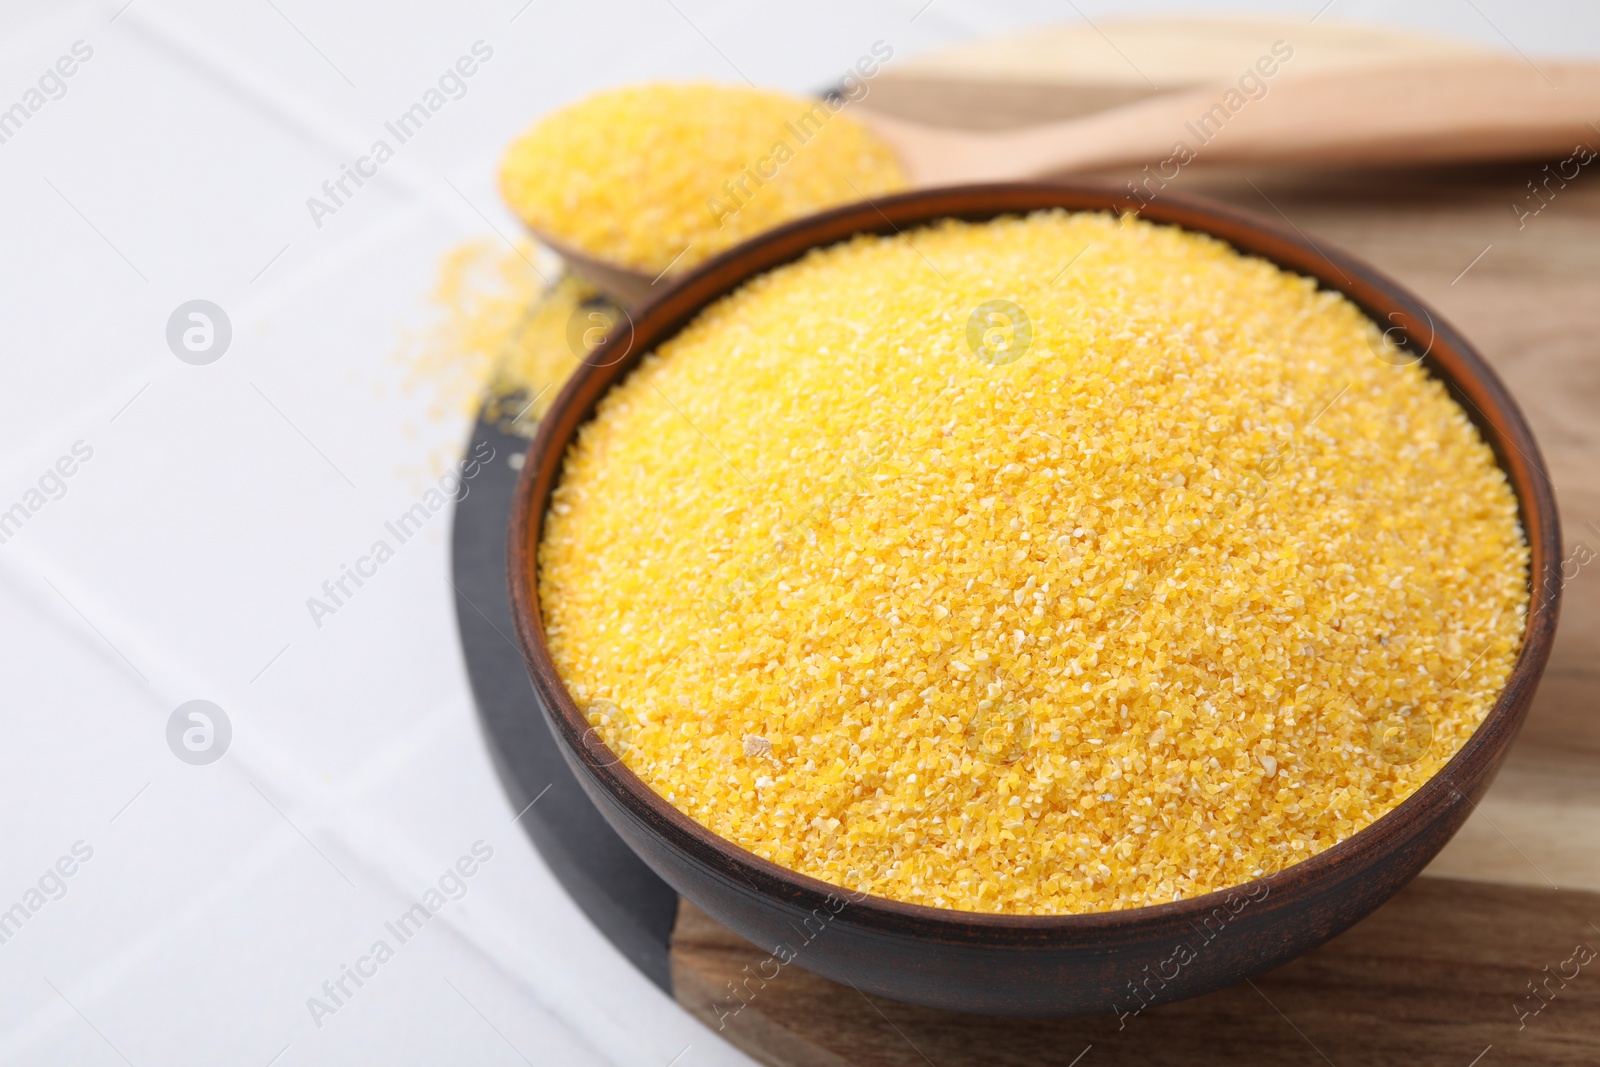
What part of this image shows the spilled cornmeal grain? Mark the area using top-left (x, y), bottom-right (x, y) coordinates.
top-left (538, 210), bottom-right (1529, 915)
top-left (404, 240), bottom-right (607, 429)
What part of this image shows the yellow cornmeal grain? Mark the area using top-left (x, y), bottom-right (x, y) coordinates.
top-left (404, 240), bottom-right (610, 427)
top-left (499, 83), bottom-right (907, 275)
top-left (538, 210), bottom-right (1529, 915)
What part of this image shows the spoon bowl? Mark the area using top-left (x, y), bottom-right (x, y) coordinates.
top-left (531, 229), bottom-right (661, 309)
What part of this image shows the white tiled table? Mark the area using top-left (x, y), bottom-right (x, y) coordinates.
top-left (1, 1), bottom-right (1594, 1063)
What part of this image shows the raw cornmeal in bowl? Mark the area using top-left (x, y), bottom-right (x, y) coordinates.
top-left (538, 209), bottom-right (1529, 916)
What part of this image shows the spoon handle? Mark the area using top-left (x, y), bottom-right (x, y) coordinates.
top-left (862, 58), bottom-right (1600, 184)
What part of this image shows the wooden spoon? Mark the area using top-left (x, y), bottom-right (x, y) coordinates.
top-left (862, 57), bottom-right (1600, 182)
top-left (538, 57), bottom-right (1600, 305)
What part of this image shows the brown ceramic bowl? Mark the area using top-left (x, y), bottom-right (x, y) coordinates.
top-left (507, 183), bottom-right (1560, 1016)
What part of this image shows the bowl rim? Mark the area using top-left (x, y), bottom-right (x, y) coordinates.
top-left (506, 181), bottom-right (1561, 944)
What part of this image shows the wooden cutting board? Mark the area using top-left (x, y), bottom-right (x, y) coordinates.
top-left (666, 18), bottom-right (1600, 1067)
